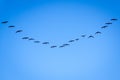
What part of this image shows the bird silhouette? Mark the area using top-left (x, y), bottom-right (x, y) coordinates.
top-left (95, 31), bottom-right (102, 34)
top-left (105, 22), bottom-right (112, 25)
top-left (81, 35), bottom-right (86, 37)
top-left (28, 38), bottom-right (35, 40)
top-left (51, 46), bottom-right (57, 48)
top-left (111, 18), bottom-right (118, 21)
top-left (68, 40), bottom-right (74, 42)
top-left (42, 42), bottom-right (49, 44)
top-left (22, 37), bottom-right (29, 39)
top-left (16, 30), bottom-right (23, 33)
top-left (63, 44), bottom-right (70, 46)
top-left (75, 38), bottom-right (79, 41)
top-left (34, 41), bottom-right (40, 43)
top-left (1, 21), bottom-right (8, 24)
top-left (101, 26), bottom-right (108, 29)
top-left (59, 45), bottom-right (65, 48)
top-left (8, 25), bottom-right (15, 28)
top-left (59, 44), bottom-right (70, 48)
top-left (88, 35), bottom-right (94, 38)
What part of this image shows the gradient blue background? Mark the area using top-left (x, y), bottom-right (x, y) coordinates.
top-left (0, 0), bottom-right (120, 80)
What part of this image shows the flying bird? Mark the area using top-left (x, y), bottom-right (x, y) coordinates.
top-left (95, 31), bottom-right (102, 34)
top-left (59, 45), bottom-right (65, 48)
top-left (59, 44), bottom-right (70, 48)
top-left (101, 26), bottom-right (108, 29)
top-left (16, 30), bottom-right (23, 33)
top-left (81, 35), bottom-right (86, 37)
top-left (1, 21), bottom-right (8, 24)
top-left (62, 44), bottom-right (70, 46)
top-left (75, 38), bottom-right (79, 41)
top-left (34, 41), bottom-right (40, 43)
top-left (111, 18), bottom-right (118, 21)
top-left (105, 22), bottom-right (112, 25)
top-left (8, 25), bottom-right (15, 28)
top-left (51, 46), bottom-right (57, 48)
top-left (88, 35), bottom-right (94, 38)
top-left (29, 38), bottom-right (35, 40)
top-left (22, 37), bottom-right (29, 39)
top-left (42, 42), bottom-right (49, 44)
top-left (68, 40), bottom-right (74, 42)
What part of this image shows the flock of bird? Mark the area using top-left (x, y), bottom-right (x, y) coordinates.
top-left (1, 18), bottom-right (118, 48)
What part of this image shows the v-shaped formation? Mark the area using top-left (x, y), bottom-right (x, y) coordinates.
top-left (1, 18), bottom-right (118, 48)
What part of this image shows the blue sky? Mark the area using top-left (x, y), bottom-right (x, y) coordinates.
top-left (0, 0), bottom-right (120, 80)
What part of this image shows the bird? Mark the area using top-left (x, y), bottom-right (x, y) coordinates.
top-left (68, 40), bottom-right (74, 42)
top-left (62, 44), bottom-right (70, 46)
top-left (16, 30), bottom-right (23, 33)
top-left (81, 35), bottom-right (86, 37)
top-left (59, 44), bottom-right (70, 48)
top-left (22, 37), bottom-right (29, 39)
top-left (34, 41), bottom-right (40, 43)
top-left (8, 25), bottom-right (15, 28)
top-left (51, 46), bottom-right (57, 48)
top-left (95, 31), bottom-right (102, 34)
top-left (28, 38), bottom-right (35, 40)
top-left (105, 22), bottom-right (112, 25)
top-left (101, 26), bottom-right (108, 29)
top-left (88, 35), bottom-right (94, 38)
top-left (75, 38), bottom-right (79, 41)
top-left (59, 45), bottom-right (65, 48)
top-left (1, 21), bottom-right (8, 24)
top-left (42, 42), bottom-right (49, 44)
top-left (111, 18), bottom-right (118, 21)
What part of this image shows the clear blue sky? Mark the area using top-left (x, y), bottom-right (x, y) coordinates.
top-left (0, 0), bottom-right (120, 80)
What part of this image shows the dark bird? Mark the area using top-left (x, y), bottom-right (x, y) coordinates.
top-left (8, 25), bottom-right (15, 28)
top-left (29, 38), bottom-right (35, 40)
top-left (95, 31), bottom-right (102, 34)
top-left (34, 41), bottom-right (40, 43)
top-left (16, 30), bottom-right (23, 33)
top-left (101, 26), bottom-right (108, 29)
top-left (51, 46), bottom-right (57, 48)
top-left (105, 22), bottom-right (112, 25)
top-left (81, 35), bottom-right (86, 37)
top-left (42, 42), bottom-right (49, 44)
top-left (59, 44), bottom-right (70, 48)
top-left (1, 21), bottom-right (8, 24)
top-left (62, 44), bottom-right (70, 46)
top-left (68, 40), bottom-right (74, 42)
top-left (88, 35), bottom-right (94, 38)
top-left (59, 45), bottom-right (65, 48)
top-left (22, 37), bottom-right (29, 39)
top-left (111, 18), bottom-right (118, 21)
top-left (75, 38), bottom-right (79, 41)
